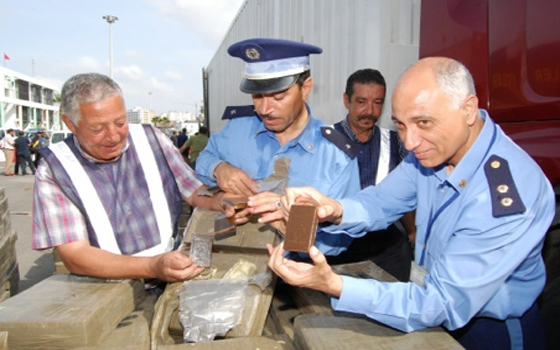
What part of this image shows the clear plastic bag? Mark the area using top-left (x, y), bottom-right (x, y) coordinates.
top-left (177, 279), bottom-right (248, 343)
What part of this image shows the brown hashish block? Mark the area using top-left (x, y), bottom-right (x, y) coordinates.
top-left (284, 204), bottom-right (318, 252)
top-left (222, 194), bottom-right (249, 224)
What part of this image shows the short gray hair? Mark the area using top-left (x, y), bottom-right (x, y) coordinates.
top-left (431, 59), bottom-right (476, 109)
top-left (61, 73), bottom-right (123, 124)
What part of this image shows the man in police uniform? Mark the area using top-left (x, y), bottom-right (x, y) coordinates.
top-left (267, 57), bottom-right (555, 349)
top-left (196, 38), bottom-right (361, 257)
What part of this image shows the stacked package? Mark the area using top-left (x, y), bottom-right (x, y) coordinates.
top-left (0, 275), bottom-right (148, 349)
top-left (0, 188), bottom-right (19, 302)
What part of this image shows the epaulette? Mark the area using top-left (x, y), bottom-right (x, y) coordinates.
top-left (483, 154), bottom-right (526, 217)
top-left (221, 105), bottom-right (257, 120)
top-left (320, 126), bottom-right (361, 159)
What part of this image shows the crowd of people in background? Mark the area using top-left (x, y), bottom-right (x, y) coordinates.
top-left (168, 126), bottom-right (209, 170)
top-left (1, 129), bottom-right (50, 176)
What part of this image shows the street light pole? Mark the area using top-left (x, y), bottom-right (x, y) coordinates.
top-left (102, 15), bottom-right (118, 78)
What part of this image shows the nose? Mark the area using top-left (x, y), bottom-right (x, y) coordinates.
top-left (256, 97), bottom-right (274, 116)
top-left (365, 102), bottom-right (375, 115)
top-left (104, 124), bottom-right (121, 143)
top-left (401, 127), bottom-right (421, 151)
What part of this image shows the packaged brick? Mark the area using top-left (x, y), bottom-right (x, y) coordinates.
top-left (0, 274), bottom-right (144, 349)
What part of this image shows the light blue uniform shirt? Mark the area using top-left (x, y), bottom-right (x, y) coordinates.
top-left (196, 105), bottom-right (361, 255)
top-left (326, 110), bottom-right (555, 332)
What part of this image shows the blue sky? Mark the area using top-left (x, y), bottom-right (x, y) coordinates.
top-left (0, 0), bottom-right (245, 115)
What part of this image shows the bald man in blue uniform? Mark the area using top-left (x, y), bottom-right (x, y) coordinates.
top-left (267, 57), bottom-right (555, 350)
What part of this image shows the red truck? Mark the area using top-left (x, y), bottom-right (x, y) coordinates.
top-left (421, 0), bottom-right (559, 197)
top-left (420, 0), bottom-right (559, 347)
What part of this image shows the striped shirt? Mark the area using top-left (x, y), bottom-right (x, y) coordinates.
top-left (334, 117), bottom-right (407, 189)
top-left (32, 126), bottom-right (201, 250)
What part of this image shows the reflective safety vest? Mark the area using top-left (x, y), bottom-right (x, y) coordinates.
top-left (41, 124), bottom-right (183, 256)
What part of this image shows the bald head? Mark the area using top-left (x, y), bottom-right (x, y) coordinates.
top-left (394, 57), bottom-right (476, 109)
top-left (391, 57), bottom-right (482, 169)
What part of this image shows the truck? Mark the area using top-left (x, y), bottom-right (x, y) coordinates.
top-left (203, 0), bottom-right (559, 345)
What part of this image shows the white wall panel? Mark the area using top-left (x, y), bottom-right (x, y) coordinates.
top-left (205, 0), bottom-right (421, 132)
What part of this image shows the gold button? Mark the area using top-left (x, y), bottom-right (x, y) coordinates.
top-left (501, 197), bottom-right (513, 207)
top-left (458, 179), bottom-right (467, 187)
top-left (491, 160), bottom-right (501, 169)
top-left (497, 184), bottom-right (509, 193)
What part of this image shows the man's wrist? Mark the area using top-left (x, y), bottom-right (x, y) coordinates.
top-left (213, 161), bottom-right (227, 178)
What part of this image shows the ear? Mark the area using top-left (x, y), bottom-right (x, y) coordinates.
top-left (343, 93), bottom-right (351, 110)
top-left (62, 115), bottom-right (77, 134)
top-left (301, 77), bottom-right (313, 100)
top-left (463, 94), bottom-right (479, 126)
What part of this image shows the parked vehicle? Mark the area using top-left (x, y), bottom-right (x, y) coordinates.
top-left (49, 131), bottom-right (72, 144)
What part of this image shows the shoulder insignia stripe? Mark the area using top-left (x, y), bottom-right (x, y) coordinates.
top-left (320, 126), bottom-right (361, 159)
top-left (221, 105), bottom-right (257, 120)
top-left (484, 154), bottom-right (526, 217)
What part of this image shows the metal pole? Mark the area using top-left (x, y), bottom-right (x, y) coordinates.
top-left (102, 15), bottom-right (118, 78)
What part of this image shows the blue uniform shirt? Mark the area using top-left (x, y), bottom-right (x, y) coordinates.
top-left (196, 105), bottom-right (361, 255)
top-left (325, 110), bottom-right (555, 332)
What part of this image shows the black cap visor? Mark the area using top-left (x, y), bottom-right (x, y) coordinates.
top-left (240, 75), bottom-right (299, 94)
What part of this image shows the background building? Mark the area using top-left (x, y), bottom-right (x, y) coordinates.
top-left (0, 67), bottom-right (60, 131)
top-left (126, 106), bottom-right (153, 124)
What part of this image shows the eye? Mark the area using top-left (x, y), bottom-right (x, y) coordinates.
top-left (392, 119), bottom-right (404, 130)
top-left (417, 119), bottom-right (432, 128)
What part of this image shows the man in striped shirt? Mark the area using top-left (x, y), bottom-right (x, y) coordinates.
top-left (32, 73), bottom-right (223, 283)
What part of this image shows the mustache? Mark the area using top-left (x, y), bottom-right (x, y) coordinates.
top-left (357, 114), bottom-right (378, 122)
top-left (260, 114), bottom-right (277, 120)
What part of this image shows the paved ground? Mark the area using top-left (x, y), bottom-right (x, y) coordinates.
top-left (0, 162), bottom-right (54, 294)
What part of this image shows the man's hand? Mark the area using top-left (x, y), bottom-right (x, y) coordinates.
top-left (267, 242), bottom-right (343, 297)
top-left (214, 162), bottom-right (259, 196)
top-left (57, 240), bottom-right (204, 282)
top-left (222, 193), bottom-right (251, 225)
top-left (148, 251), bottom-right (205, 282)
top-left (284, 187), bottom-right (344, 224)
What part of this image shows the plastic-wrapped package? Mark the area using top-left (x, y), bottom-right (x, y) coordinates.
top-left (177, 278), bottom-right (248, 343)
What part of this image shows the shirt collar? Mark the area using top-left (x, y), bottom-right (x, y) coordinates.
top-left (443, 109), bottom-right (496, 191)
top-left (254, 103), bottom-right (319, 154)
top-left (340, 116), bottom-right (376, 144)
top-left (72, 134), bottom-right (131, 164)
